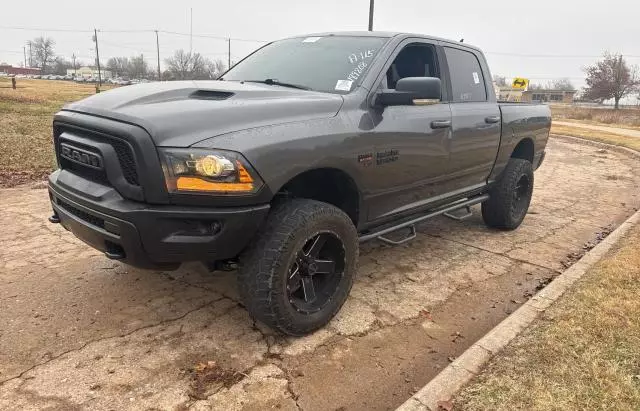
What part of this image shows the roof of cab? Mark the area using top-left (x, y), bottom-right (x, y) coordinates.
top-left (283, 31), bottom-right (483, 53)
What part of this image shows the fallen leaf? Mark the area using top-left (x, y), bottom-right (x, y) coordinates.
top-left (419, 309), bottom-right (433, 320)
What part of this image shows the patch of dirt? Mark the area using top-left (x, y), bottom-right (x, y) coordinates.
top-left (187, 361), bottom-right (245, 400)
top-left (561, 224), bottom-right (615, 268)
top-left (0, 169), bottom-right (49, 188)
top-left (286, 263), bottom-right (556, 411)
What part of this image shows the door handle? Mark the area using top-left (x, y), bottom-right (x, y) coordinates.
top-left (431, 120), bottom-right (452, 129)
top-left (485, 116), bottom-right (501, 124)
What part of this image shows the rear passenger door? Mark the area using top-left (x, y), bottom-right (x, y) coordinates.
top-left (444, 46), bottom-right (501, 192)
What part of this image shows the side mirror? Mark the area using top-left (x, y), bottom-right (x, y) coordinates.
top-left (376, 77), bottom-right (442, 107)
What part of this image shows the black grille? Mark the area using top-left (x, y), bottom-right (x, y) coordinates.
top-left (63, 159), bottom-right (109, 185)
top-left (110, 139), bottom-right (139, 185)
top-left (57, 199), bottom-right (105, 229)
top-left (55, 125), bottom-right (140, 187)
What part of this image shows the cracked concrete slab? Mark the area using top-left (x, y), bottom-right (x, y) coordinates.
top-left (1, 138), bottom-right (639, 410)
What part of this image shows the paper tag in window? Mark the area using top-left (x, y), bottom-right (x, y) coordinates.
top-left (335, 80), bottom-right (353, 91)
top-left (302, 37), bottom-right (322, 43)
top-left (472, 72), bottom-right (480, 84)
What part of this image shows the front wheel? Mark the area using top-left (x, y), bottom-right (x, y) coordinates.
top-left (482, 157), bottom-right (534, 230)
top-left (238, 198), bottom-right (358, 336)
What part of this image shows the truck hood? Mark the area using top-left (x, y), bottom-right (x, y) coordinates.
top-left (62, 80), bottom-right (344, 147)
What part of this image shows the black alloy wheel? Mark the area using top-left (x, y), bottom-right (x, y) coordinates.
top-left (286, 232), bottom-right (346, 314)
top-left (238, 198), bottom-right (358, 336)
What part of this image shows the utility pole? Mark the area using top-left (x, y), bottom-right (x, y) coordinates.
top-left (228, 38), bottom-right (231, 69)
top-left (27, 41), bottom-right (32, 67)
top-left (189, 7), bottom-right (193, 54)
top-left (368, 0), bottom-right (375, 31)
top-left (155, 30), bottom-right (161, 81)
top-left (23, 46), bottom-right (27, 68)
top-left (72, 53), bottom-right (77, 76)
top-left (93, 28), bottom-right (102, 87)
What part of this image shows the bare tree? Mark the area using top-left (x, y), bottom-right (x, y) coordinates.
top-left (52, 57), bottom-right (73, 75)
top-left (528, 78), bottom-right (575, 91)
top-left (31, 37), bottom-right (56, 74)
top-left (204, 58), bottom-right (227, 80)
top-left (493, 75), bottom-right (507, 87)
top-left (165, 49), bottom-right (207, 80)
top-left (584, 53), bottom-right (640, 109)
top-left (106, 57), bottom-right (129, 78)
top-left (129, 55), bottom-right (148, 79)
top-left (551, 78), bottom-right (575, 91)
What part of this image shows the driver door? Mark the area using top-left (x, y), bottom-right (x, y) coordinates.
top-left (363, 40), bottom-right (452, 222)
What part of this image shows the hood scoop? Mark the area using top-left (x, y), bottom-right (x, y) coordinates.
top-left (190, 90), bottom-right (234, 100)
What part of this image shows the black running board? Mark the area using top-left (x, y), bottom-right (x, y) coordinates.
top-left (358, 194), bottom-right (489, 243)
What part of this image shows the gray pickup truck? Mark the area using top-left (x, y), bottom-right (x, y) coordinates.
top-left (48, 31), bottom-right (551, 335)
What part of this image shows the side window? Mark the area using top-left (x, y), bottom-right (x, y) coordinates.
top-left (444, 47), bottom-right (487, 102)
top-left (384, 43), bottom-right (439, 90)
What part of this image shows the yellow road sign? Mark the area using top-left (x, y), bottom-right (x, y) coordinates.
top-left (512, 77), bottom-right (529, 90)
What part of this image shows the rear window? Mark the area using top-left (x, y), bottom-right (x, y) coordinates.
top-left (444, 47), bottom-right (487, 102)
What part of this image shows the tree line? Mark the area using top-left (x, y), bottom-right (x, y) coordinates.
top-left (25, 36), bottom-right (228, 80)
top-left (23, 36), bottom-right (640, 108)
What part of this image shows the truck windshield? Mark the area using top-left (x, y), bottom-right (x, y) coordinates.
top-left (222, 36), bottom-right (388, 94)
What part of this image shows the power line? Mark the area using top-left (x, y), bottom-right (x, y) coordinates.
top-left (2, 24), bottom-right (638, 60)
top-left (157, 30), bottom-right (266, 43)
top-left (100, 41), bottom-right (156, 54)
top-left (0, 25), bottom-right (268, 42)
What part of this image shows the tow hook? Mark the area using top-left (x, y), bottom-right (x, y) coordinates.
top-left (48, 213), bottom-right (60, 224)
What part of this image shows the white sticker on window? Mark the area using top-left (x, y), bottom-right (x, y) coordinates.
top-left (472, 72), bottom-right (480, 84)
top-left (302, 37), bottom-right (322, 43)
top-left (335, 80), bottom-right (353, 91)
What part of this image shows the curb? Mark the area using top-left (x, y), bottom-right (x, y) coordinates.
top-left (550, 134), bottom-right (640, 160)
top-left (396, 205), bottom-right (640, 409)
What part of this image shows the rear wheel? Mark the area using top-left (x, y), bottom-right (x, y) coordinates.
top-left (238, 198), bottom-right (358, 336)
top-left (482, 158), bottom-right (534, 230)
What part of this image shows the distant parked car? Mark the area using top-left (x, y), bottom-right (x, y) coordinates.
top-left (75, 77), bottom-right (85, 82)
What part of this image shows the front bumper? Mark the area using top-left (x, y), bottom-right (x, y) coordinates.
top-left (48, 170), bottom-right (269, 269)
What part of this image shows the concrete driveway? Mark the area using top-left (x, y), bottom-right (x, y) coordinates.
top-left (1, 138), bottom-right (639, 411)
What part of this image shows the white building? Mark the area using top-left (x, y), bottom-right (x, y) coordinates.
top-left (66, 67), bottom-right (113, 79)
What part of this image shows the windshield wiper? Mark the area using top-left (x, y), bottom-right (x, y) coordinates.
top-left (242, 79), bottom-right (311, 90)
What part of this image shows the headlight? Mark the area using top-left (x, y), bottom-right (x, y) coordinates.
top-left (159, 148), bottom-right (263, 194)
